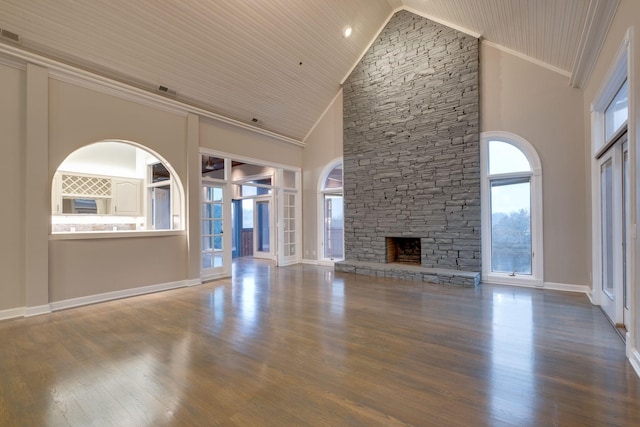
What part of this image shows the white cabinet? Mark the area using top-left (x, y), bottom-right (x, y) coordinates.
top-left (112, 179), bottom-right (141, 216)
top-left (51, 172), bottom-right (142, 216)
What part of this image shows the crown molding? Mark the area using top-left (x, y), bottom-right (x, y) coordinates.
top-left (570, 0), bottom-right (621, 88)
top-left (482, 40), bottom-right (572, 78)
top-left (0, 50), bottom-right (26, 70)
top-left (400, 6), bottom-right (481, 39)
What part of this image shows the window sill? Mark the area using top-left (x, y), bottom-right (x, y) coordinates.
top-left (49, 230), bottom-right (185, 240)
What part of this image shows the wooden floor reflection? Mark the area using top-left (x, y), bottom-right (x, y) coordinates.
top-left (1, 259), bottom-right (639, 426)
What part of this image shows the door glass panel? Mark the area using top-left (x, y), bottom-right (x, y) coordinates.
top-left (490, 178), bottom-right (531, 274)
top-left (601, 159), bottom-right (614, 299)
top-left (151, 186), bottom-right (171, 229)
top-left (256, 201), bottom-right (270, 252)
top-left (201, 185), bottom-right (224, 271)
top-left (283, 193), bottom-right (296, 257)
top-left (242, 199), bottom-right (254, 228)
top-left (324, 194), bottom-right (344, 259)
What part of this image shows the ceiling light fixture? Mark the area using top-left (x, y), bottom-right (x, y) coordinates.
top-left (343, 25), bottom-right (352, 38)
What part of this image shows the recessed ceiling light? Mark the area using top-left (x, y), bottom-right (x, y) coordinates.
top-left (343, 25), bottom-right (352, 38)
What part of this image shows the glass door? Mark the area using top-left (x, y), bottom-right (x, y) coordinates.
top-left (599, 153), bottom-right (616, 323)
top-left (622, 140), bottom-right (630, 328)
top-left (253, 197), bottom-right (274, 259)
top-left (201, 184), bottom-right (225, 277)
top-left (598, 132), bottom-right (628, 328)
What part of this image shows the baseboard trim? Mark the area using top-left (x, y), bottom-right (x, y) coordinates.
top-left (482, 275), bottom-right (543, 288)
top-left (630, 347), bottom-right (640, 379)
top-left (25, 304), bottom-right (52, 317)
top-left (302, 258), bottom-right (335, 267)
top-left (49, 280), bottom-right (189, 312)
top-left (543, 282), bottom-right (591, 294)
top-left (481, 278), bottom-right (590, 294)
top-left (278, 258), bottom-right (301, 267)
top-left (0, 307), bottom-right (26, 321)
top-left (201, 272), bottom-right (230, 283)
top-left (187, 278), bottom-right (202, 287)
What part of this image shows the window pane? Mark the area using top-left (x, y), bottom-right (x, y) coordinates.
top-left (202, 253), bottom-right (213, 269)
top-left (324, 194), bottom-right (344, 259)
top-left (213, 254), bottom-right (223, 268)
top-left (152, 163), bottom-right (170, 183)
top-left (202, 203), bottom-right (212, 219)
top-left (202, 155), bottom-right (225, 179)
top-left (202, 236), bottom-right (213, 251)
top-left (282, 170), bottom-right (296, 189)
top-left (202, 220), bottom-right (213, 235)
top-left (242, 185), bottom-right (257, 197)
top-left (152, 186), bottom-right (171, 229)
top-left (214, 235), bottom-right (223, 250)
top-left (605, 80), bottom-right (628, 140)
top-left (213, 203), bottom-right (223, 219)
top-left (489, 141), bottom-right (531, 175)
top-left (490, 179), bottom-right (531, 274)
top-left (324, 164), bottom-right (343, 189)
top-left (256, 201), bottom-right (270, 252)
top-left (242, 199), bottom-right (253, 229)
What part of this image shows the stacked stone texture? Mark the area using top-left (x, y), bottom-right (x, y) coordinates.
top-left (341, 10), bottom-right (480, 276)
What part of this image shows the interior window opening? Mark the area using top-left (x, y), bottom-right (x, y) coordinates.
top-left (51, 141), bottom-right (183, 234)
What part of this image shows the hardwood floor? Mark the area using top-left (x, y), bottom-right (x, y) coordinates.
top-left (1, 259), bottom-right (639, 426)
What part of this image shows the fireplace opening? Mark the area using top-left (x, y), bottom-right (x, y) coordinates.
top-left (386, 237), bottom-right (421, 265)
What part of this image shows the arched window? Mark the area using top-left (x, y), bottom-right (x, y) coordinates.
top-left (481, 132), bottom-right (543, 286)
top-left (318, 160), bottom-right (344, 262)
top-left (51, 140), bottom-right (184, 235)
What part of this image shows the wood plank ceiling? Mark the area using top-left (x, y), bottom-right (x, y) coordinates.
top-left (0, 0), bottom-right (601, 143)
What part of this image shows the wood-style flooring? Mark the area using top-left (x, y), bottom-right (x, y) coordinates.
top-left (1, 259), bottom-right (639, 426)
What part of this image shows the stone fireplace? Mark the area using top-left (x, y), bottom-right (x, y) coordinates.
top-left (334, 10), bottom-right (481, 287)
top-left (386, 237), bottom-right (421, 265)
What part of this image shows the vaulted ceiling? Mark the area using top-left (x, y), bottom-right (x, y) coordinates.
top-left (0, 0), bottom-right (618, 144)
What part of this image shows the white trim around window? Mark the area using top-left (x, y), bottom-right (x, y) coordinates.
top-left (317, 158), bottom-right (344, 264)
top-left (480, 131), bottom-right (544, 287)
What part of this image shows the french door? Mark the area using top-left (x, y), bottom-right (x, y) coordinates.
top-left (201, 184), bottom-right (226, 278)
top-left (599, 133), bottom-right (630, 328)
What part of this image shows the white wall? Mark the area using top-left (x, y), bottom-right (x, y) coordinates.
top-left (480, 43), bottom-right (588, 287)
top-left (0, 63), bottom-right (25, 310)
top-left (301, 92), bottom-right (344, 261)
top-left (48, 79), bottom-right (190, 302)
top-left (200, 118), bottom-right (302, 168)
